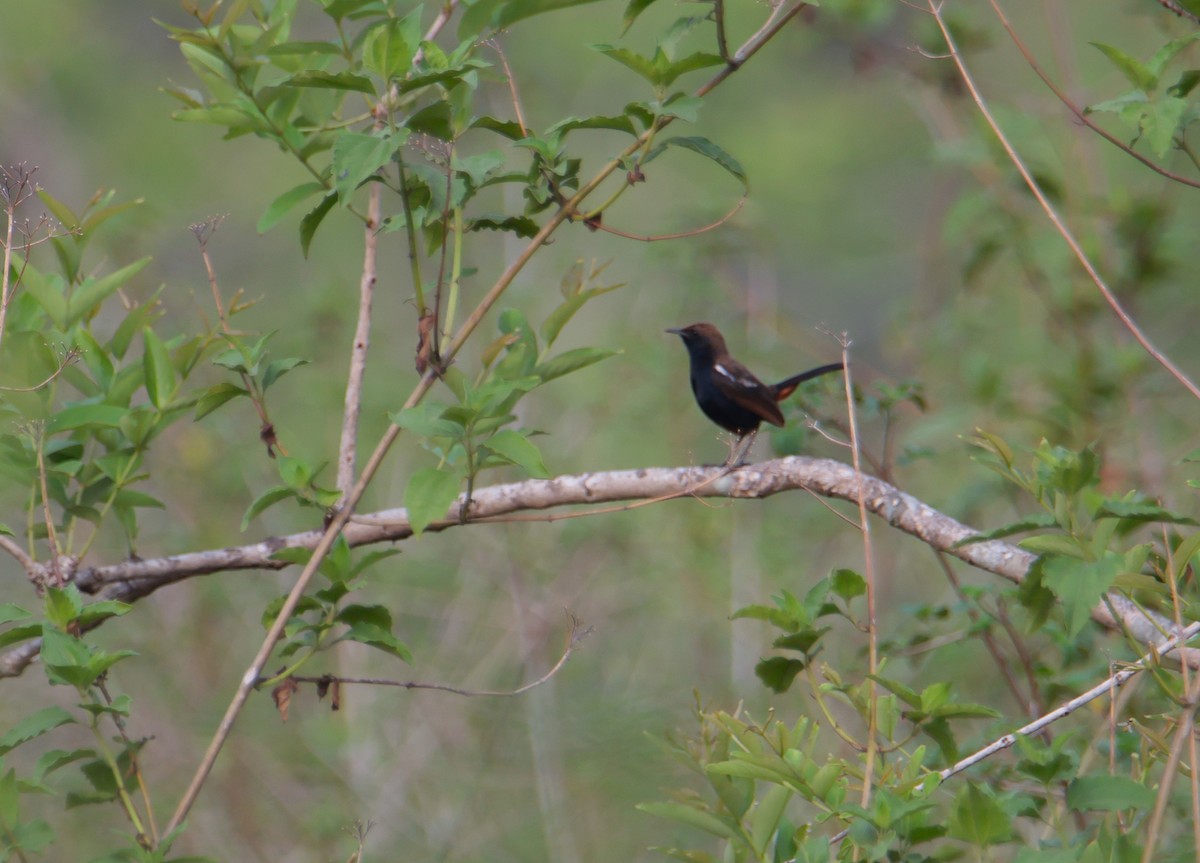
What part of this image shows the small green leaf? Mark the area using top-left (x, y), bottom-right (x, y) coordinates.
top-left (1091, 42), bottom-right (1156, 91)
top-left (332, 130), bottom-right (410, 204)
top-left (363, 17), bottom-right (416, 79)
top-left (257, 182), bottom-right (326, 233)
top-left (405, 468), bottom-right (462, 536)
top-left (48, 403), bottom-right (129, 433)
top-left (194, 382), bottom-right (249, 420)
top-left (484, 429), bottom-right (550, 478)
top-left (1041, 554), bottom-right (1123, 637)
top-left (300, 192), bottom-right (338, 257)
top-left (830, 568), bottom-right (865, 600)
top-left (533, 347), bottom-right (619, 383)
top-left (592, 44), bottom-right (657, 83)
top-left (949, 783), bottom-right (1013, 845)
top-left (755, 656), bottom-right (807, 693)
top-left (44, 586), bottom-right (84, 631)
top-left (67, 258), bottom-right (151, 327)
top-left (262, 357), bottom-right (309, 390)
top-left (142, 327), bottom-right (177, 409)
top-left (645, 136), bottom-right (747, 186)
top-left (0, 707), bottom-right (76, 756)
top-left (636, 802), bottom-right (740, 841)
top-left (622, 0), bottom-right (663, 31)
top-left (0, 604), bottom-right (31, 625)
top-left (240, 486), bottom-right (298, 530)
top-left (1067, 775), bottom-right (1155, 811)
top-left (284, 70), bottom-right (376, 93)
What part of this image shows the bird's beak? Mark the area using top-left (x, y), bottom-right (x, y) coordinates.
top-left (665, 327), bottom-right (682, 335)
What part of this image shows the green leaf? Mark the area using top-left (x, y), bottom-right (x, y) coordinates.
top-left (240, 485), bottom-right (298, 530)
top-left (299, 192), bottom-right (338, 257)
top-left (363, 17), bottom-right (416, 80)
top-left (1040, 554), bottom-right (1123, 638)
top-left (948, 783), bottom-right (1013, 845)
top-left (636, 802), bottom-right (740, 840)
top-left (657, 52), bottom-right (724, 87)
top-left (953, 513), bottom-right (1059, 545)
top-left (194, 382), bottom-right (249, 420)
top-left (405, 468), bottom-right (462, 536)
top-left (534, 347), bottom-right (619, 384)
top-left (40, 628), bottom-right (96, 688)
top-left (142, 327), bottom-right (177, 409)
top-left (1094, 500), bottom-right (1199, 526)
top-left (1142, 94), bottom-right (1187, 157)
top-left (1067, 775), bottom-right (1155, 811)
top-left (493, 0), bottom-right (608, 30)
top-left (645, 136), bottom-right (747, 186)
top-left (622, 0), bottom-right (663, 32)
top-left (257, 181), bottom-right (327, 233)
top-left (0, 604), bottom-right (31, 625)
top-left (284, 70), bottom-right (376, 93)
top-left (1147, 32), bottom-right (1200, 81)
top-left (1091, 42), bottom-right (1156, 91)
top-left (18, 266), bottom-right (68, 328)
top-left (750, 784), bottom-right (792, 855)
top-left (44, 586), bottom-right (83, 630)
top-left (262, 357), bottom-right (309, 390)
top-left (830, 568), bottom-right (865, 600)
top-left (47, 403), bottom-right (129, 433)
top-left (332, 130), bottom-right (410, 204)
top-left (67, 257), bottom-right (151, 327)
top-left (484, 429), bottom-right (550, 478)
top-left (592, 44), bottom-right (657, 83)
top-left (0, 707), bottom-right (76, 756)
top-left (755, 656), bottom-right (807, 693)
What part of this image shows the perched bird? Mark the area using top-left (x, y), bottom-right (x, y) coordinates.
top-left (666, 322), bottom-right (843, 466)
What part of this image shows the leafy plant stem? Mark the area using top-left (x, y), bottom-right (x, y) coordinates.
top-left (97, 677), bottom-right (160, 844)
top-left (441, 207), bottom-right (463, 346)
top-left (32, 424), bottom-right (63, 584)
top-left (397, 161), bottom-right (427, 316)
top-left (337, 177), bottom-right (383, 496)
top-left (87, 711), bottom-right (149, 841)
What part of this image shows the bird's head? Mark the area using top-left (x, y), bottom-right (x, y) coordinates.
top-left (665, 322), bottom-right (728, 358)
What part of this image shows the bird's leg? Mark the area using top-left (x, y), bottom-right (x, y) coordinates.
top-left (724, 430), bottom-right (757, 468)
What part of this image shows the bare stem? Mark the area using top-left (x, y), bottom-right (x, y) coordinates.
top-left (337, 180), bottom-right (382, 497)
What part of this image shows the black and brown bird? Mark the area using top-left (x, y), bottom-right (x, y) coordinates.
top-left (667, 322), bottom-right (843, 465)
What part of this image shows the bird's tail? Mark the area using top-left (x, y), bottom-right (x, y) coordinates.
top-left (772, 362), bottom-right (844, 401)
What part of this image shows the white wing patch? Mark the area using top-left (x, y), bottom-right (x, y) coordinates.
top-left (715, 363), bottom-right (756, 387)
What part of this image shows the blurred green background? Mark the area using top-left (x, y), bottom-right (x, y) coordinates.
top-left (3, 0), bottom-right (1200, 859)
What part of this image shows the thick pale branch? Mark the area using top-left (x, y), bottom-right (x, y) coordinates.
top-left (3, 457), bottom-right (1193, 678)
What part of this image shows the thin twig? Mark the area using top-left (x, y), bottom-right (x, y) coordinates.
top-left (337, 178), bottom-right (382, 497)
top-left (192, 219), bottom-right (287, 457)
top-left (0, 349), bottom-right (80, 392)
top-left (590, 194), bottom-right (746, 242)
top-left (0, 535), bottom-right (34, 573)
top-left (840, 336), bottom-right (878, 808)
top-left (929, 0), bottom-right (1200, 402)
top-left (939, 621), bottom-right (1200, 782)
top-left (32, 425), bottom-right (63, 586)
top-left (291, 613), bottom-right (591, 698)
